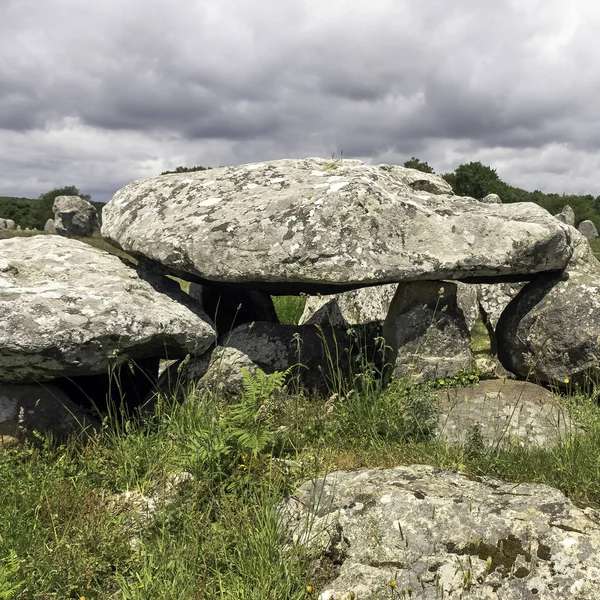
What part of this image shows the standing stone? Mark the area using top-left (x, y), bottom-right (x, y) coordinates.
top-left (578, 219), bottom-right (599, 238)
top-left (0, 236), bottom-right (215, 383)
top-left (53, 195), bottom-right (99, 237)
top-left (480, 193), bottom-right (502, 204)
top-left (101, 158), bottom-right (573, 295)
top-left (383, 281), bottom-right (472, 382)
top-left (0, 219), bottom-right (15, 230)
top-left (497, 228), bottom-right (600, 385)
top-left (554, 205), bottom-right (575, 227)
top-left (44, 218), bottom-right (57, 234)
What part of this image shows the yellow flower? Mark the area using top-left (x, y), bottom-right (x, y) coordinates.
top-left (564, 377), bottom-right (570, 384)
top-left (306, 585), bottom-right (313, 595)
top-left (389, 579), bottom-right (397, 588)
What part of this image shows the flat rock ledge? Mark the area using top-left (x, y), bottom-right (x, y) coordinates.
top-left (282, 465), bottom-right (600, 599)
top-left (0, 236), bottom-right (215, 382)
top-left (102, 158), bottom-right (573, 294)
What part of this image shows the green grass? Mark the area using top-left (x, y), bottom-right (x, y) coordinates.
top-left (272, 296), bottom-right (306, 324)
top-left (588, 237), bottom-right (600, 260)
top-left (2, 362), bottom-right (600, 598)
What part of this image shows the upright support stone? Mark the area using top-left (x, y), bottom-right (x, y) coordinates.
top-left (383, 281), bottom-right (472, 382)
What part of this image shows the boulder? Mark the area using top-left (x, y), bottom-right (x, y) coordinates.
top-left (0, 236), bottom-right (215, 383)
top-left (101, 158), bottom-right (573, 294)
top-left (497, 228), bottom-right (600, 385)
top-left (188, 283), bottom-right (278, 333)
top-left (197, 322), bottom-right (377, 399)
top-left (44, 218), bottom-right (57, 234)
top-left (383, 281), bottom-right (473, 382)
top-left (283, 465), bottom-right (600, 600)
top-left (578, 219), bottom-right (599, 239)
top-left (53, 195), bottom-right (99, 237)
top-left (0, 382), bottom-right (97, 444)
top-left (480, 193), bottom-right (502, 204)
top-left (555, 205), bottom-right (575, 227)
top-left (435, 379), bottom-right (576, 448)
top-left (0, 219), bottom-right (15, 230)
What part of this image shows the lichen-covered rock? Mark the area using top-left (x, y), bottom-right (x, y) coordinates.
top-left (435, 380), bottom-right (576, 447)
top-left (198, 322), bottom-right (375, 398)
top-left (578, 219), bottom-right (599, 239)
top-left (53, 195), bottom-right (99, 237)
top-left (555, 205), bottom-right (575, 227)
top-left (101, 158), bottom-right (572, 294)
top-left (497, 228), bottom-right (600, 385)
top-left (282, 465), bottom-right (600, 599)
top-left (0, 382), bottom-right (97, 444)
top-left (481, 193), bottom-right (502, 204)
top-left (0, 236), bottom-right (215, 382)
top-left (383, 281), bottom-right (473, 382)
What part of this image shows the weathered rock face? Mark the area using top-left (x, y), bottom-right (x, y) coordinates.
top-left (383, 281), bottom-right (473, 382)
top-left (0, 236), bottom-right (215, 383)
top-left (188, 283), bottom-right (278, 333)
top-left (0, 218), bottom-right (15, 230)
top-left (283, 465), bottom-right (600, 600)
top-left (53, 195), bottom-right (99, 237)
top-left (44, 218), bottom-right (57, 234)
top-left (0, 383), bottom-right (97, 444)
top-left (578, 219), bottom-right (599, 238)
top-left (436, 380), bottom-right (576, 448)
top-left (497, 228), bottom-right (600, 385)
top-left (555, 205), bottom-right (575, 227)
top-left (101, 158), bottom-right (572, 294)
top-left (197, 322), bottom-right (376, 398)
top-left (481, 193), bottom-right (502, 204)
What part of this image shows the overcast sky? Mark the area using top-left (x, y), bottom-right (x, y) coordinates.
top-left (2, 0), bottom-right (600, 202)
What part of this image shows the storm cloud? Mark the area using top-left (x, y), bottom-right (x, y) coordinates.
top-left (2, 0), bottom-right (600, 201)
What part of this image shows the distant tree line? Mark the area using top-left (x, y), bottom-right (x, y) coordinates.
top-left (404, 158), bottom-right (600, 232)
top-left (160, 165), bottom-right (211, 175)
top-left (0, 186), bottom-right (103, 230)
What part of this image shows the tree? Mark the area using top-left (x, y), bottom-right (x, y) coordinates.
top-left (161, 165), bottom-right (210, 175)
top-left (444, 162), bottom-right (502, 199)
top-left (403, 157), bottom-right (435, 174)
top-left (34, 185), bottom-right (92, 230)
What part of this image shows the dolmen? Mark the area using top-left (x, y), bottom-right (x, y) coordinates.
top-left (2, 157), bottom-right (600, 415)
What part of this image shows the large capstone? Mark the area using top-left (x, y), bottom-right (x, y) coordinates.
top-left (53, 195), bottom-right (99, 237)
top-left (383, 281), bottom-right (473, 382)
top-left (497, 228), bottom-right (600, 385)
top-left (101, 158), bottom-right (573, 294)
top-left (0, 236), bottom-right (215, 383)
top-left (282, 465), bottom-right (600, 600)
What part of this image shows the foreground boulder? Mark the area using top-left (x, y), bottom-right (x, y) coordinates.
top-left (102, 158), bottom-right (572, 294)
top-left (578, 219), bottom-right (599, 239)
top-left (53, 195), bottom-right (99, 237)
top-left (0, 236), bottom-right (215, 382)
top-left (497, 228), bottom-right (600, 385)
top-left (383, 281), bottom-right (472, 382)
top-left (283, 465), bottom-right (600, 599)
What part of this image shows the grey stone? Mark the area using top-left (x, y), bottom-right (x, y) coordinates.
top-left (436, 379), bottom-right (577, 448)
top-left (198, 321), bottom-right (376, 399)
top-left (0, 219), bottom-right (15, 231)
top-left (383, 281), bottom-right (473, 382)
top-left (497, 227), bottom-right (600, 385)
top-left (282, 465), bottom-right (600, 600)
top-left (0, 236), bottom-right (215, 383)
top-left (555, 205), bottom-right (575, 227)
top-left (456, 282), bottom-right (480, 333)
top-left (53, 195), bottom-right (98, 237)
top-left (101, 158), bottom-right (573, 294)
top-left (578, 219), bottom-right (599, 238)
top-left (44, 218), bottom-right (57, 234)
top-left (0, 382), bottom-right (97, 444)
top-left (481, 193), bottom-right (502, 204)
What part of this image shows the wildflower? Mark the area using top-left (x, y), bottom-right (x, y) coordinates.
top-left (389, 579), bottom-right (397, 588)
top-left (305, 585), bottom-right (313, 595)
top-left (486, 556), bottom-right (493, 571)
top-left (564, 377), bottom-right (570, 384)
top-left (407, 585), bottom-right (413, 597)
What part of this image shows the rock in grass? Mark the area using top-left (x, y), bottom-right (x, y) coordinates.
top-left (497, 228), bottom-right (600, 386)
top-left (282, 465), bottom-right (600, 600)
top-left (53, 195), bottom-right (99, 237)
top-left (0, 218), bottom-right (15, 231)
top-left (383, 281), bottom-right (473, 382)
top-left (101, 158), bottom-right (572, 294)
top-left (578, 219), bottom-right (599, 239)
top-left (0, 236), bottom-right (215, 383)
